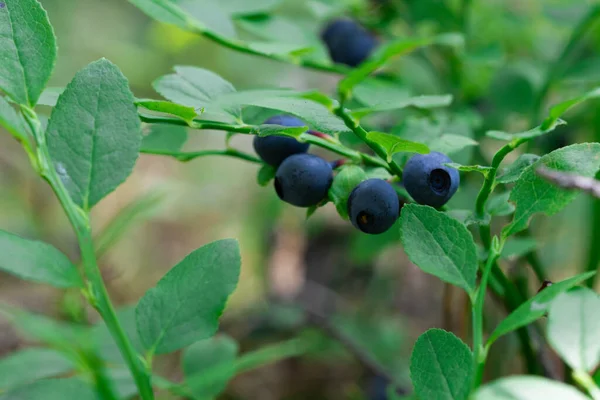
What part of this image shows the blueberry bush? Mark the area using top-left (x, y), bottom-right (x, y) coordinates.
top-left (1, 0), bottom-right (600, 399)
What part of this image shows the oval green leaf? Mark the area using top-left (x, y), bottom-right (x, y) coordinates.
top-left (0, 230), bottom-right (81, 288)
top-left (366, 131), bottom-right (430, 162)
top-left (0, 0), bottom-right (57, 106)
top-left (410, 329), bottom-right (473, 400)
top-left (400, 204), bottom-right (478, 296)
top-left (503, 143), bottom-right (600, 238)
top-left (547, 288), bottom-right (600, 372)
top-left (0, 378), bottom-right (97, 400)
top-left (135, 98), bottom-right (197, 123)
top-left (136, 239), bottom-right (241, 354)
top-left (0, 349), bottom-right (75, 392)
top-left (47, 59), bottom-right (142, 210)
top-left (183, 335), bottom-right (238, 399)
top-left (473, 376), bottom-right (590, 400)
top-left (487, 272), bottom-right (596, 346)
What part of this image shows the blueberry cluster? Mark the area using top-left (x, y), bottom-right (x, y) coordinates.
top-left (321, 18), bottom-right (379, 67)
top-left (255, 115), bottom-right (334, 208)
top-left (254, 116), bottom-right (460, 235)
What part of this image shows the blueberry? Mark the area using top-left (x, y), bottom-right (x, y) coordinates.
top-left (347, 179), bottom-right (400, 234)
top-left (402, 151), bottom-right (459, 208)
top-left (274, 154), bottom-right (333, 207)
top-left (321, 19), bottom-right (379, 67)
top-left (253, 115), bottom-right (310, 166)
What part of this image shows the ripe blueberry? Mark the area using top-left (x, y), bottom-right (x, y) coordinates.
top-left (321, 19), bottom-right (379, 67)
top-left (274, 154), bottom-right (333, 207)
top-left (253, 115), bottom-right (310, 166)
top-left (402, 151), bottom-right (459, 208)
top-left (347, 179), bottom-right (400, 234)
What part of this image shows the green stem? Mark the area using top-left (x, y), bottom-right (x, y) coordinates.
top-left (333, 106), bottom-right (404, 176)
top-left (85, 351), bottom-right (120, 400)
top-left (472, 241), bottom-right (501, 388)
top-left (573, 370), bottom-right (600, 400)
top-left (585, 170), bottom-right (600, 288)
top-left (139, 114), bottom-right (392, 171)
top-left (472, 137), bottom-right (543, 376)
top-left (531, 6), bottom-right (600, 123)
top-left (23, 109), bottom-right (154, 400)
top-left (475, 141), bottom-right (523, 220)
top-left (141, 148), bottom-right (263, 164)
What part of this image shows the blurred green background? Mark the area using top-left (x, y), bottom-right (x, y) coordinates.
top-left (1, 0), bottom-right (600, 398)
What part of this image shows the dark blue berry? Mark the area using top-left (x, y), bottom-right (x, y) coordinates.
top-left (321, 19), bottom-right (379, 67)
top-left (347, 179), bottom-right (399, 234)
top-left (402, 151), bottom-right (459, 208)
top-left (274, 154), bottom-right (333, 207)
top-left (253, 115), bottom-right (310, 166)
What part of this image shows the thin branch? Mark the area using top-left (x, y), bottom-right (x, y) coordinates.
top-left (139, 114), bottom-right (392, 171)
top-left (536, 167), bottom-right (600, 198)
top-left (141, 148), bottom-right (263, 164)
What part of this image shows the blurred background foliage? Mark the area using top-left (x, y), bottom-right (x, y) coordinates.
top-left (1, 0), bottom-right (600, 398)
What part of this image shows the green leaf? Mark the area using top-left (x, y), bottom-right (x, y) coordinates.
top-left (0, 378), bottom-right (97, 400)
top-left (500, 238), bottom-right (537, 260)
top-left (353, 78), bottom-right (411, 107)
top-left (351, 94), bottom-right (453, 118)
top-left (257, 124), bottom-right (308, 138)
top-left (183, 335), bottom-right (238, 399)
top-left (429, 134), bottom-right (478, 155)
top-left (0, 95), bottom-right (29, 143)
top-left (141, 124), bottom-right (188, 153)
top-left (153, 66), bottom-right (239, 119)
top-left (0, 230), bottom-right (81, 288)
top-left (136, 239), bottom-right (241, 354)
top-left (218, 90), bottom-right (347, 134)
top-left (47, 59), bottom-right (141, 210)
top-left (497, 154), bottom-right (541, 184)
top-left (542, 87), bottom-right (600, 130)
top-left (0, 306), bottom-right (90, 350)
top-left (473, 376), bottom-right (590, 400)
top-left (0, 0), bottom-right (57, 106)
top-left (366, 131), bottom-right (430, 162)
top-left (328, 165), bottom-right (367, 219)
top-left (487, 272), bottom-right (596, 346)
top-left (446, 163), bottom-right (492, 175)
top-left (127, 0), bottom-right (190, 29)
top-left (547, 288), bottom-right (600, 372)
top-left (503, 143), bottom-right (600, 238)
top-left (217, 0), bottom-right (283, 15)
top-left (486, 192), bottom-right (515, 217)
top-left (339, 33), bottom-right (463, 94)
top-left (135, 98), bottom-right (197, 123)
top-left (0, 348), bottom-right (76, 391)
top-left (486, 119), bottom-right (566, 142)
top-left (410, 329), bottom-right (473, 400)
top-left (394, 115), bottom-right (477, 160)
top-left (400, 204), bottom-right (478, 296)
top-left (257, 164), bottom-right (276, 187)
top-left (37, 87), bottom-right (65, 107)
top-left (177, 0), bottom-right (236, 38)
